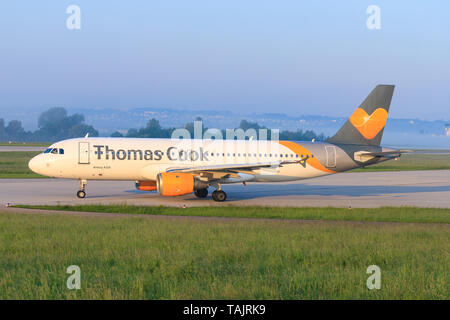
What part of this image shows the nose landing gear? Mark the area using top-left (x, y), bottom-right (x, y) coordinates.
top-left (77, 190), bottom-right (86, 198)
top-left (77, 179), bottom-right (87, 198)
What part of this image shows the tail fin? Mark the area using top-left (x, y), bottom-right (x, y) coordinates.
top-left (327, 84), bottom-right (395, 146)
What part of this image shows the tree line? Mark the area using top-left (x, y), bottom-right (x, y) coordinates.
top-left (0, 107), bottom-right (98, 142)
top-left (113, 118), bottom-right (327, 141)
top-left (1, 109), bottom-right (326, 142)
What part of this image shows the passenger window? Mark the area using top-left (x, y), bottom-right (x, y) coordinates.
top-left (59, 149), bottom-right (64, 155)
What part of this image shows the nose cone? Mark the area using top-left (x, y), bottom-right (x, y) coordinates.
top-left (28, 155), bottom-right (46, 176)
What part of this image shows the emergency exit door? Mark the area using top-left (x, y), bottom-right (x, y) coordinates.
top-left (78, 142), bottom-right (90, 164)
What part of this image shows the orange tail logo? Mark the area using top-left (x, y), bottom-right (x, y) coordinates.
top-left (349, 108), bottom-right (388, 140)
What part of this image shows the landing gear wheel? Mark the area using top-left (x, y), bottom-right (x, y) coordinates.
top-left (212, 190), bottom-right (227, 202)
top-left (194, 188), bottom-right (208, 198)
top-left (77, 179), bottom-right (87, 199)
top-left (77, 190), bottom-right (86, 198)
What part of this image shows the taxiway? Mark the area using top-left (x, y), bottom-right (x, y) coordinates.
top-left (1, 170), bottom-right (449, 208)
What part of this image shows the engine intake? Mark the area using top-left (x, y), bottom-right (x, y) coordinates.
top-left (156, 172), bottom-right (195, 196)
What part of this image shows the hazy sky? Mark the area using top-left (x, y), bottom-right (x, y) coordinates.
top-left (0, 1), bottom-right (449, 120)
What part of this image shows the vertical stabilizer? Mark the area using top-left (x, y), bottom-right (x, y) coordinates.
top-left (327, 85), bottom-right (395, 146)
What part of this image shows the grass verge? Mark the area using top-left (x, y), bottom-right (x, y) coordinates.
top-left (0, 151), bottom-right (43, 178)
top-left (0, 212), bottom-right (448, 299)
top-left (351, 153), bottom-right (450, 172)
top-left (14, 205), bottom-right (450, 224)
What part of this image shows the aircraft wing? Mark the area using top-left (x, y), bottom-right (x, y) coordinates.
top-left (167, 160), bottom-right (299, 173)
top-left (165, 160), bottom-right (300, 179)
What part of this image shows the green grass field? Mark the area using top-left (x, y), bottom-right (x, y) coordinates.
top-left (16, 205), bottom-right (450, 224)
top-left (351, 153), bottom-right (450, 172)
top-left (0, 151), bottom-right (43, 178)
top-left (0, 210), bottom-right (448, 299)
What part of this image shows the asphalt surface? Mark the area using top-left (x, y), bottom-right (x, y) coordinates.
top-left (1, 170), bottom-right (450, 208)
top-left (0, 146), bottom-right (46, 152)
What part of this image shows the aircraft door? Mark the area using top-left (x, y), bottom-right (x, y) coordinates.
top-left (78, 142), bottom-right (90, 164)
top-left (325, 146), bottom-right (336, 168)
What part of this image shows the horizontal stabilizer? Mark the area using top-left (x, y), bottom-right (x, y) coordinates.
top-left (363, 150), bottom-right (412, 157)
top-left (353, 149), bottom-right (411, 162)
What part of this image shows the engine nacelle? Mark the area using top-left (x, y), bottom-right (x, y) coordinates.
top-left (135, 180), bottom-right (157, 191)
top-left (156, 172), bottom-right (195, 196)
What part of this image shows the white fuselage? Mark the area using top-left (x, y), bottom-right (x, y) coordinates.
top-left (29, 138), bottom-right (337, 183)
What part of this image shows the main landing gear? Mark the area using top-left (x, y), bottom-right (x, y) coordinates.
top-left (194, 188), bottom-right (208, 198)
top-left (212, 189), bottom-right (227, 202)
top-left (77, 179), bottom-right (87, 198)
top-left (194, 185), bottom-right (227, 202)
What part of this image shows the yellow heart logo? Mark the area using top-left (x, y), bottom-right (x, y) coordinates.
top-left (349, 107), bottom-right (388, 140)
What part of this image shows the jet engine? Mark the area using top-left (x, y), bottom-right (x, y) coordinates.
top-left (156, 172), bottom-right (195, 196)
top-left (135, 180), bottom-right (157, 191)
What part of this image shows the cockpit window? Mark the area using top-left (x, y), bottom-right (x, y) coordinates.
top-left (44, 147), bottom-right (64, 155)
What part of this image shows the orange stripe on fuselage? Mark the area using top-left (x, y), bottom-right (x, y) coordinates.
top-left (278, 141), bottom-right (336, 173)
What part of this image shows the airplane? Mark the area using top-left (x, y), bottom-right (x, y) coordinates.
top-left (28, 85), bottom-right (406, 202)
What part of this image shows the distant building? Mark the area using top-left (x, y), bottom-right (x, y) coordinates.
top-left (445, 124), bottom-right (450, 136)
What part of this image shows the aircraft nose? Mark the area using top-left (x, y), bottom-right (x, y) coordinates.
top-left (28, 155), bottom-right (45, 175)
